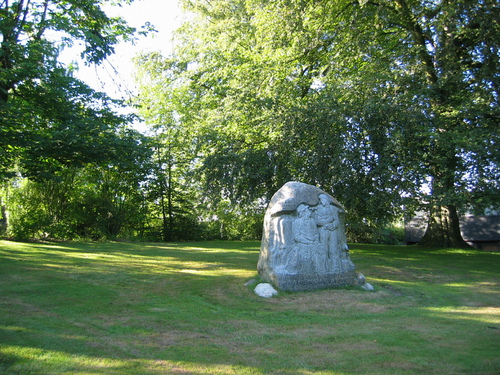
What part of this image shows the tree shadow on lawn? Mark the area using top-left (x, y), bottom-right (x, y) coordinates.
top-left (1, 291), bottom-right (499, 374)
top-left (0, 240), bottom-right (260, 279)
top-left (1, 240), bottom-right (499, 374)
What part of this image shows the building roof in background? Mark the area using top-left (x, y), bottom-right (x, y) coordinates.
top-left (405, 216), bottom-right (500, 243)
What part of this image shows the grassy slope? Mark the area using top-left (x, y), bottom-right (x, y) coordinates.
top-left (0, 240), bottom-right (498, 375)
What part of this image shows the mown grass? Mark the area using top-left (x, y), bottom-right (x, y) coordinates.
top-left (0, 240), bottom-right (498, 374)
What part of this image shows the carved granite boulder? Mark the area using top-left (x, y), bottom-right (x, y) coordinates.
top-left (257, 181), bottom-right (358, 291)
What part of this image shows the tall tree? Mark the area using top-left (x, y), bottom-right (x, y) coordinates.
top-left (5, 128), bottom-right (153, 240)
top-left (134, 52), bottom-right (205, 241)
top-left (72, 129), bottom-right (153, 240)
top-left (139, 0), bottom-right (498, 245)
top-left (325, 0), bottom-right (500, 246)
top-left (0, 0), bottom-right (146, 179)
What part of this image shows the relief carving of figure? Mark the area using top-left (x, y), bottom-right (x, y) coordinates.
top-left (314, 195), bottom-right (337, 254)
top-left (292, 204), bottom-right (325, 274)
top-left (258, 181), bottom-right (359, 291)
top-left (314, 194), bottom-right (342, 272)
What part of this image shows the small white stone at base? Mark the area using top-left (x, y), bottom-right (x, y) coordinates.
top-left (360, 282), bottom-right (374, 291)
top-left (254, 283), bottom-right (278, 298)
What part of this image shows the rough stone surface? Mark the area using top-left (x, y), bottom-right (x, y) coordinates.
top-left (258, 181), bottom-right (359, 291)
top-left (357, 272), bottom-right (366, 285)
top-left (356, 272), bottom-right (373, 291)
top-left (254, 283), bottom-right (278, 298)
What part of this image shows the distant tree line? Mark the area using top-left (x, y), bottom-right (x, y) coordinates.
top-left (1, 0), bottom-right (498, 246)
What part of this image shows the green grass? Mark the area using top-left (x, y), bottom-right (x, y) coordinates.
top-left (0, 240), bottom-right (498, 375)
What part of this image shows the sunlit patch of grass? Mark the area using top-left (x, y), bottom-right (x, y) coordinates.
top-left (0, 345), bottom-right (131, 374)
top-left (1, 240), bottom-right (499, 374)
top-left (0, 345), bottom-right (265, 375)
top-left (424, 306), bottom-right (500, 324)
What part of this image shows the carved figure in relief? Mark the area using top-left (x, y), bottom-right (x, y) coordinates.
top-left (314, 194), bottom-right (339, 263)
top-left (258, 181), bottom-right (360, 291)
top-left (293, 204), bottom-right (319, 245)
top-left (292, 204), bottom-right (325, 274)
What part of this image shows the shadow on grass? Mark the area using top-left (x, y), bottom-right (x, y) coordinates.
top-left (1, 240), bottom-right (499, 374)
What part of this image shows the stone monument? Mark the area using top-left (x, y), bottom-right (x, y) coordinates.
top-left (257, 181), bottom-right (359, 292)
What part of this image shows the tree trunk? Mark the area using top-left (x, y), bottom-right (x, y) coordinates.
top-left (419, 204), bottom-right (471, 248)
top-left (160, 189), bottom-right (169, 242)
top-left (0, 197), bottom-right (7, 235)
top-left (167, 157), bottom-right (174, 241)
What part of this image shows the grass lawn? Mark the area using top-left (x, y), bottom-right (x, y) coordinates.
top-left (0, 240), bottom-right (498, 374)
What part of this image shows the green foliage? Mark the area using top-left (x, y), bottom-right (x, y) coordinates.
top-left (0, 0), bottom-right (144, 180)
top-left (134, 0), bottom-right (499, 246)
top-left (4, 129), bottom-right (153, 241)
top-left (72, 168), bottom-right (149, 240)
top-left (4, 74), bottom-right (138, 180)
top-left (203, 199), bottom-right (264, 240)
top-left (0, 0), bottom-right (165, 241)
top-left (0, 0), bottom-right (498, 243)
top-left (5, 179), bottom-right (54, 240)
top-left (348, 221), bottom-right (405, 245)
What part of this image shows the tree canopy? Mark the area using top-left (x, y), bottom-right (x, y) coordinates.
top-left (1, 0), bottom-right (498, 245)
top-left (134, 0), bottom-right (499, 246)
top-left (0, 0), bottom-right (148, 180)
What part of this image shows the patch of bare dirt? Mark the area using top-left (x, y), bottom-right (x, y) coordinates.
top-left (264, 288), bottom-right (401, 314)
top-left (0, 298), bottom-right (62, 319)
